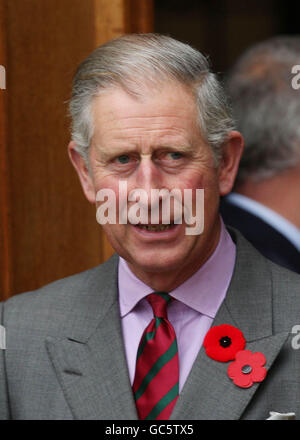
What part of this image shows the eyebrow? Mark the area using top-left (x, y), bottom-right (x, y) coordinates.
top-left (156, 144), bottom-right (194, 153)
top-left (94, 143), bottom-right (195, 162)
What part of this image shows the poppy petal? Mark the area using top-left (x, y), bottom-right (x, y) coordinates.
top-left (227, 362), bottom-right (242, 379)
top-left (235, 350), bottom-right (252, 363)
top-left (251, 366), bottom-right (267, 382)
top-left (251, 352), bottom-right (266, 367)
top-left (233, 374), bottom-right (253, 388)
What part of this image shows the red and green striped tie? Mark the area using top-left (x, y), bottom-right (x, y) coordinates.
top-left (132, 292), bottom-right (179, 420)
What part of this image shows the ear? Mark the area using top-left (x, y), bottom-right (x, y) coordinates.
top-left (218, 131), bottom-right (244, 196)
top-left (68, 141), bottom-right (96, 204)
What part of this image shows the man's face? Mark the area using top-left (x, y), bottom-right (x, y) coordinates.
top-left (69, 82), bottom-right (243, 286)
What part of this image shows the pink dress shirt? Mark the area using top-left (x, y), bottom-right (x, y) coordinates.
top-left (118, 219), bottom-right (236, 392)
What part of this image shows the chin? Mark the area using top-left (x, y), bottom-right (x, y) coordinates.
top-left (128, 250), bottom-right (190, 274)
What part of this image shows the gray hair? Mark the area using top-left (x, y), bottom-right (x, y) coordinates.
top-left (226, 35), bottom-right (300, 183)
top-left (69, 33), bottom-right (235, 166)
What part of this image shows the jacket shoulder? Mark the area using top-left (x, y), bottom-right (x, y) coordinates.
top-left (267, 258), bottom-right (300, 328)
top-left (0, 254), bottom-right (119, 336)
top-left (230, 225), bottom-right (300, 328)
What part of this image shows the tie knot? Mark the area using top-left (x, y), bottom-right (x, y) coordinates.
top-left (147, 292), bottom-right (171, 318)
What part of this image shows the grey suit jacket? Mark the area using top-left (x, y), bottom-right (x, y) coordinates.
top-left (0, 229), bottom-right (299, 420)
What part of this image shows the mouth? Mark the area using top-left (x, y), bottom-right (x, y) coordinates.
top-left (135, 222), bottom-right (176, 232)
top-left (130, 220), bottom-right (182, 241)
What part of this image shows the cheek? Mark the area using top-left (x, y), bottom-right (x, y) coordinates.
top-left (179, 169), bottom-right (206, 192)
top-left (182, 171), bottom-right (219, 218)
top-left (94, 176), bottom-right (120, 198)
top-left (93, 176), bottom-right (122, 227)
top-left (190, 168), bottom-right (219, 194)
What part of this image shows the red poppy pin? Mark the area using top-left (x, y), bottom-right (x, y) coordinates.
top-left (203, 324), bottom-right (267, 389)
top-left (203, 324), bottom-right (246, 362)
top-left (227, 350), bottom-right (267, 388)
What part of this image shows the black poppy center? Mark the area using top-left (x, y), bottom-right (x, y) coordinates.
top-left (242, 364), bottom-right (252, 374)
top-left (219, 336), bottom-right (232, 348)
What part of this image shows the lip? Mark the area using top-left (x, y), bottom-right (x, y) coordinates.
top-left (130, 223), bottom-right (183, 241)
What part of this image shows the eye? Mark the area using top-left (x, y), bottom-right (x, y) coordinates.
top-left (154, 150), bottom-right (186, 167)
top-left (116, 155), bottom-right (130, 164)
top-left (110, 153), bottom-right (138, 173)
top-left (168, 152), bottom-right (183, 160)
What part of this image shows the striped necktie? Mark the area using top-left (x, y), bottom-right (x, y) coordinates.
top-left (132, 291), bottom-right (179, 420)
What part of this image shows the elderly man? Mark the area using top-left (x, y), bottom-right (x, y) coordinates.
top-left (221, 36), bottom-right (300, 273)
top-left (0, 34), bottom-right (299, 420)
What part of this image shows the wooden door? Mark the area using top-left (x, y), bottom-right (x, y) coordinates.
top-left (0, 0), bottom-right (153, 299)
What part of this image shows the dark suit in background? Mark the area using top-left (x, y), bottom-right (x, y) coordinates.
top-left (220, 196), bottom-right (300, 274)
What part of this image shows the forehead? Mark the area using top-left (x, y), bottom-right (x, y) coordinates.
top-left (90, 83), bottom-right (201, 146)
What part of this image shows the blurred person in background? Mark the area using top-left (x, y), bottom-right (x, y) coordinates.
top-left (221, 36), bottom-right (300, 273)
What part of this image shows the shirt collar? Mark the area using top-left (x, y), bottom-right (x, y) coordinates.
top-left (118, 218), bottom-right (236, 319)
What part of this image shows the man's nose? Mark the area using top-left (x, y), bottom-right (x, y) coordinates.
top-left (127, 156), bottom-right (166, 219)
top-left (134, 155), bottom-right (163, 194)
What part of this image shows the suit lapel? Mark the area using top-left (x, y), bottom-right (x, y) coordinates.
top-left (45, 255), bottom-right (138, 420)
top-left (172, 230), bottom-right (289, 420)
top-left (171, 302), bottom-right (288, 420)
